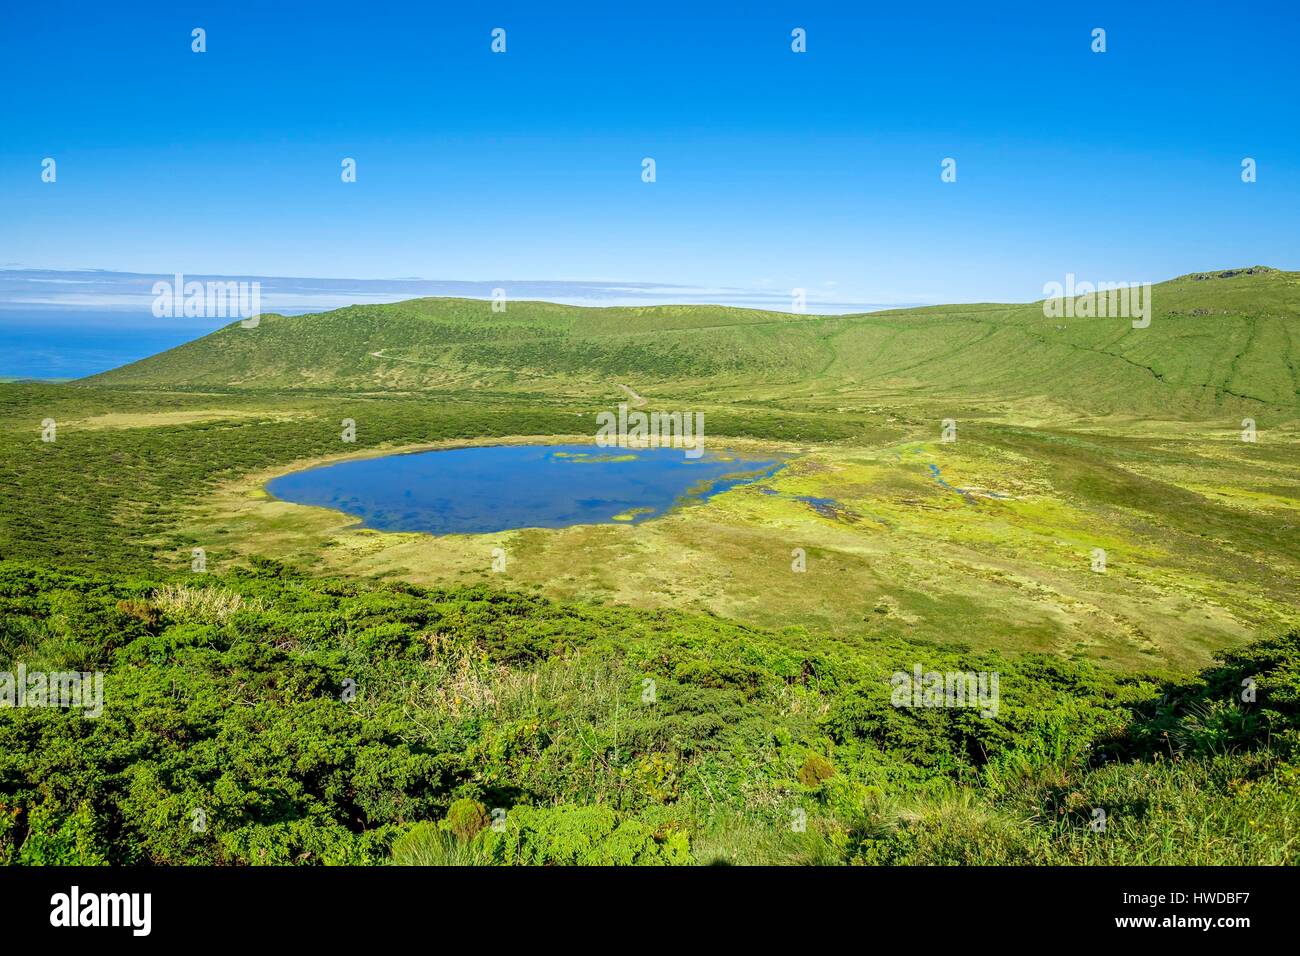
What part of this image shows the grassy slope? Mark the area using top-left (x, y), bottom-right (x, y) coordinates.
top-left (84, 268), bottom-right (1300, 419)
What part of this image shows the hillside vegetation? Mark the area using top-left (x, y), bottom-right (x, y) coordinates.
top-left (2, 560), bottom-right (1296, 865)
top-left (2, 266), bottom-right (1298, 864)
top-left (85, 268), bottom-right (1300, 419)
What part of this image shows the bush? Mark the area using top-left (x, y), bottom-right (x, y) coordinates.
top-left (16, 803), bottom-right (108, 866)
top-left (445, 799), bottom-right (490, 842)
top-left (480, 806), bottom-right (692, 866)
top-left (798, 754), bottom-right (836, 788)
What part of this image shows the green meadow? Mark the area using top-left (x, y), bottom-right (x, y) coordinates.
top-left (1, 266), bottom-right (1298, 865)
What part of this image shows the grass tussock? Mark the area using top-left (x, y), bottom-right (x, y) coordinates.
top-left (151, 582), bottom-right (264, 624)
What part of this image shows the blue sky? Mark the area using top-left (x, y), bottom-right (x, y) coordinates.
top-left (2, 0), bottom-right (1297, 305)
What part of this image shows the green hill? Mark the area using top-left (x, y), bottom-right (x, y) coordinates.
top-left (83, 267), bottom-right (1300, 418)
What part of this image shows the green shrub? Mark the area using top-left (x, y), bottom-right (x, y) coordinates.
top-left (445, 798), bottom-right (490, 842)
top-left (480, 806), bottom-right (692, 866)
top-left (17, 803), bottom-right (108, 866)
top-left (797, 754), bottom-right (836, 788)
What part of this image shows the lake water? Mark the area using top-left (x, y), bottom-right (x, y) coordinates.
top-left (265, 444), bottom-right (782, 534)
